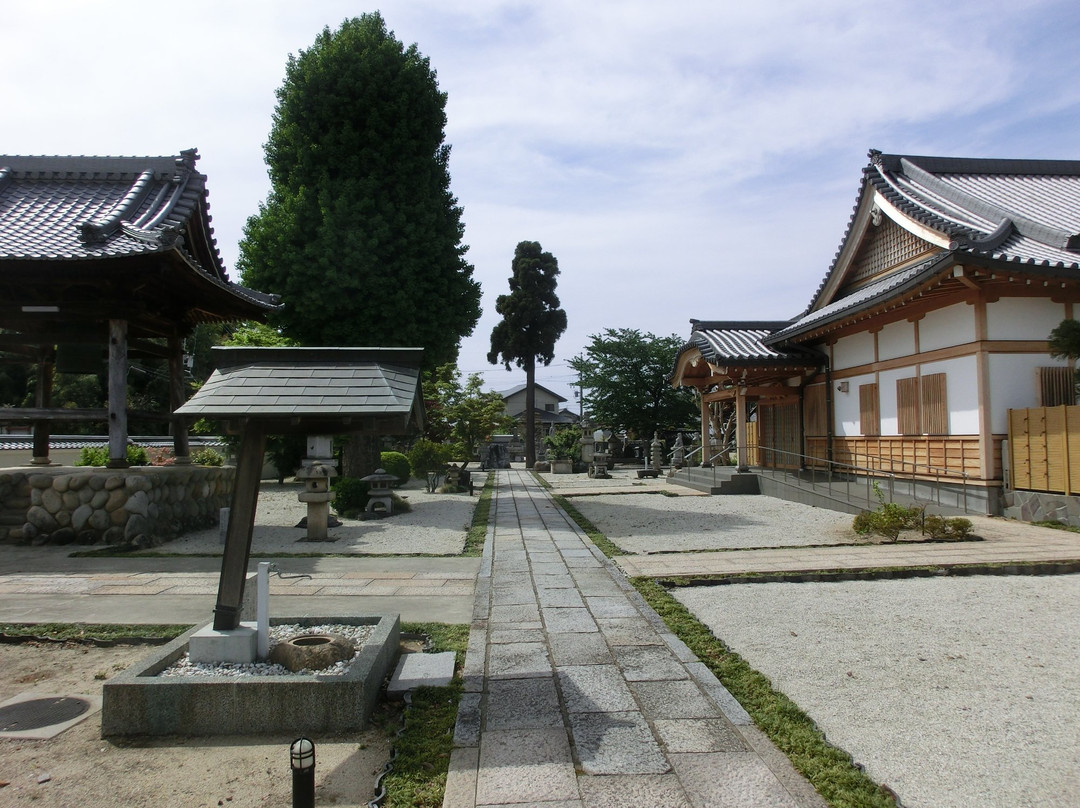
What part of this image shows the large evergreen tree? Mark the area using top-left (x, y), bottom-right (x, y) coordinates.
top-left (488, 241), bottom-right (567, 468)
top-left (237, 13), bottom-right (481, 368)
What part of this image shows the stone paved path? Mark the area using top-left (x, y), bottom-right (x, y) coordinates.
top-left (444, 470), bottom-right (826, 808)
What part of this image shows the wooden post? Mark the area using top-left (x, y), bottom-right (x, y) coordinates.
top-left (106, 319), bottom-right (129, 468)
top-left (735, 388), bottom-right (749, 472)
top-left (168, 334), bottom-right (191, 463)
top-left (699, 393), bottom-right (711, 466)
top-left (30, 351), bottom-right (54, 465)
top-left (213, 421), bottom-right (266, 631)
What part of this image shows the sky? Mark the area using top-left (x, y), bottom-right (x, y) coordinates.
top-left (5, 0), bottom-right (1080, 406)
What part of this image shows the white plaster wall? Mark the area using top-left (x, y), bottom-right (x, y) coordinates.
top-left (921, 356), bottom-right (979, 434)
top-left (988, 353), bottom-right (1071, 434)
top-left (919, 303), bottom-right (975, 352)
top-left (986, 298), bottom-right (1068, 340)
top-left (834, 374), bottom-right (875, 436)
top-left (831, 331), bottom-right (875, 370)
top-left (877, 319), bottom-right (916, 361)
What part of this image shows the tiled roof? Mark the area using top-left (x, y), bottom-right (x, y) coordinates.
top-left (176, 348), bottom-right (424, 431)
top-left (681, 321), bottom-right (821, 366)
top-left (0, 149), bottom-right (277, 310)
top-left (499, 383), bottom-right (567, 402)
top-left (792, 150), bottom-right (1080, 339)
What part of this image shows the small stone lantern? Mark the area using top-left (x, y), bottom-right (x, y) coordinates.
top-left (360, 468), bottom-right (397, 516)
top-left (295, 461), bottom-right (337, 540)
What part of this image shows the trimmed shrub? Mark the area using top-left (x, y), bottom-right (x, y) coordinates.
top-left (192, 447), bottom-right (225, 466)
top-left (331, 477), bottom-right (371, 517)
top-left (380, 451), bottom-right (411, 486)
top-left (75, 444), bottom-right (148, 467)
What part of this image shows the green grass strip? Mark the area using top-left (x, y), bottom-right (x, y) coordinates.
top-left (551, 493), bottom-right (627, 557)
top-left (555, 498), bottom-right (896, 808)
top-left (462, 472), bottom-right (495, 556)
top-left (382, 621), bottom-right (470, 808)
top-left (0, 622), bottom-right (190, 642)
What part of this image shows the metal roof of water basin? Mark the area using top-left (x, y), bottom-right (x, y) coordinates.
top-left (175, 347), bottom-right (425, 435)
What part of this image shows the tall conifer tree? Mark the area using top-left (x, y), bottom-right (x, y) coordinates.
top-left (488, 241), bottom-right (568, 468)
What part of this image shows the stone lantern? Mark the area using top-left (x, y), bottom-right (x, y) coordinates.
top-left (295, 461), bottom-right (337, 540)
top-left (360, 468), bottom-right (398, 516)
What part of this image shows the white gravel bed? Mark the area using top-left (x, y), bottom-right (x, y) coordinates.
top-left (161, 623), bottom-right (375, 677)
top-left (675, 574), bottom-right (1080, 807)
top-left (570, 493), bottom-right (859, 552)
top-left (143, 478), bottom-right (480, 555)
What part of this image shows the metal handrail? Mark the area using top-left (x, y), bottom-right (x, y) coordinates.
top-left (752, 444), bottom-right (970, 513)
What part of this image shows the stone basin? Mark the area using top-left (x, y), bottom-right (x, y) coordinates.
top-left (101, 614), bottom-right (399, 737)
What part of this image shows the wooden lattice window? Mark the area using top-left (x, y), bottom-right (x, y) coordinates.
top-left (897, 373), bottom-right (948, 435)
top-left (1038, 366), bottom-right (1076, 406)
top-left (921, 373), bottom-right (948, 434)
top-left (859, 383), bottom-right (880, 436)
top-left (897, 377), bottom-right (920, 435)
top-left (804, 385), bottom-right (827, 436)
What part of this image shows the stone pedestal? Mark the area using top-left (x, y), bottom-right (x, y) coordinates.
top-left (188, 621), bottom-right (258, 664)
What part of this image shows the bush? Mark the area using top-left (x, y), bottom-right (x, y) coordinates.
top-left (331, 477), bottom-right (371, 517)
top-left (923, 515), bottom-right (974, 541)
top-left (380, 451), bottom-right (411, 486)
top-left (851, 483), bottom-right (920, 542)
top-left (408, 438), bottom-right (454, 476)
top-left (191, 447), bottom-right (225, 466)
top-left (75, 444), bottom-right (148, 467)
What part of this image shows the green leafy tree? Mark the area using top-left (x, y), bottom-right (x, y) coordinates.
top-left (488, 241), bottom-right (568, 467)
top-left (1049, 319), bottom-right (1080, 359)
top-left (570, 328), bottom-right (697, 440)
top-left (236, 13), bottom-right (481, 366)
top-left (425, 364), bottom-right (515, 467)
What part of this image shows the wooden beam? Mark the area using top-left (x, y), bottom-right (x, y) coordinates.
top-left (107, 319), bottom-right (129, 468)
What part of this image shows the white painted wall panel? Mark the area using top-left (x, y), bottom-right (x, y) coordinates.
top-left (834, 373), bottom-right (875, 436)
top-left (986, 298), bottom-right (1067, 340)
top-left (877, 320), bottom-right (915, 361)
top-left (988, 353), bottom-right (1070, 434)
top-left (919, 303), bottom-right (975, 352)
top-left (877, 367), bottom-right (907, 436)
top-left (832, 331), bottom-right (875, 370)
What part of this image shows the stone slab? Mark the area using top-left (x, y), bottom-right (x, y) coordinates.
top-left (484, 677), bottom-right (563, 730)
top-left (567, 710), bottom-right (670, 775)
top-left (387, 650), bottom-right (456, 696)
top-left (670, 751), bottom-right (802, 807)
top-left (576, 773), bottom-right (688, 808)
top-left (557, 664), bottom-right (637, 713)
top-left (475, 728), bottom-right (579, 805)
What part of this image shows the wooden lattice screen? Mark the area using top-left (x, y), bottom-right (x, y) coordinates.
top-left (846, 217), bottom-right (934, 288)
top-left (1037, 366), bottom-right (1076, 407)
top-left (1008, 406), bottom-right (1080, 494)
top-left (859, 383), bottom-right (880, 436)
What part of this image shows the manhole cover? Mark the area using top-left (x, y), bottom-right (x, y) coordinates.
top-left (0, 697), bottom-right (90, 731)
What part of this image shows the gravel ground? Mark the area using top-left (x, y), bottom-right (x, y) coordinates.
top-left (140, 477), bottom-right (481, 556)
top-left (674, 575), bottom-right (1080, 808)
top-left (569, 491), bottom-right (860, 552)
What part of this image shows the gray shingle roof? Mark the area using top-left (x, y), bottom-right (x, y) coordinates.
top-left (681, 321), bottom-right (821, 366)
top-left (176, 347), bottom-right (424, 434)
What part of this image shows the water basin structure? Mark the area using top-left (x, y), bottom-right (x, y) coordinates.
top-left (101, 614), bottom-right (399, 737)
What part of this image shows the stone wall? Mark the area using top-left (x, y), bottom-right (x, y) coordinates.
top-left (1003, 489), bottom-right (1080, 527)
top-left (0, 466), bottom-right (234, 547)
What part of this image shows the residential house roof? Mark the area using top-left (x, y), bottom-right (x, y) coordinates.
top-left (499, 383), bottom-right (567, 403)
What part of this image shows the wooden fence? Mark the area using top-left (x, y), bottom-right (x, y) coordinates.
top-left (1008, 406), bottom-right (1080, 494)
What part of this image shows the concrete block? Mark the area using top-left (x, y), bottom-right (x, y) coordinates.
top-left (188, 621), bottom-right (257, 664)
top-left (387, 650), bottom-right (455, 696)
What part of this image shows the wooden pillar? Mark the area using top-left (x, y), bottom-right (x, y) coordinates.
top-left (699, 392), bottom-right (711, 466)
top-left (30, 351), bottom-right (54, 465)
top-left (106, 319), bottom-right (129, 468)
top-left (213, 421), bottom-right (266, 631)
top-left (168, 334), bottom-right (191, 464)
top-left (735, 388), bottom-right (749, 472)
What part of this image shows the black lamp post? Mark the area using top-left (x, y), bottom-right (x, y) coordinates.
top-left (290, 737), bottom-right (315, 808)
